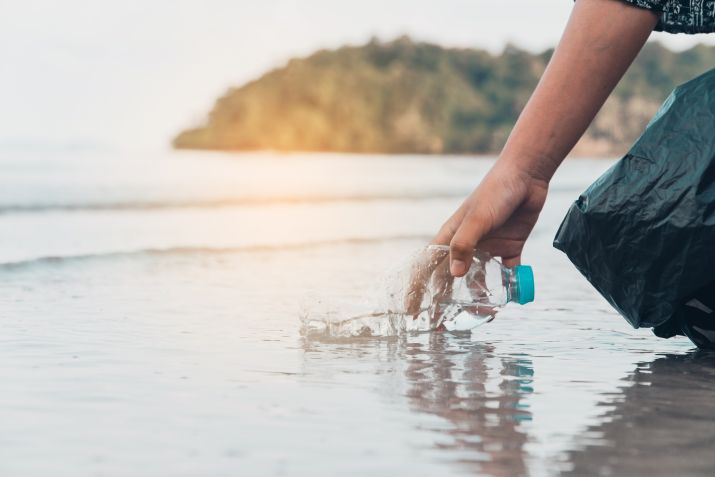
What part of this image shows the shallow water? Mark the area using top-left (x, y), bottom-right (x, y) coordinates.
top-left (0, 150), bottom-right (705, 476)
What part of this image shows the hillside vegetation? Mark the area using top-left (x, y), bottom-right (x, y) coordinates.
top-left (174, 37), bottom-right (715, 155)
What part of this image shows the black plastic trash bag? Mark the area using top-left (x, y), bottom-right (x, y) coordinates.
top-left (553, 68), bottom-right (715, 339)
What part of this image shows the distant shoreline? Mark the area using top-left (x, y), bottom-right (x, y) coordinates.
top-left (173, 36), bottom-right (715, 157)
top-left (172, 148), bottom-right (619, 160)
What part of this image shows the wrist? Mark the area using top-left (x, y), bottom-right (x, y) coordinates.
top-left (496, 147), bottom-right (558, 187)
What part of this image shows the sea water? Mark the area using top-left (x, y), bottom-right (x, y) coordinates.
top-left (0, 149), bottom-right (703, 477)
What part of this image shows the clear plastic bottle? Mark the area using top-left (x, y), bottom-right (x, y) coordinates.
top-left (300, 245), bottom-right (535, 339)
top-left (421, 245), bottom-right (535, 332)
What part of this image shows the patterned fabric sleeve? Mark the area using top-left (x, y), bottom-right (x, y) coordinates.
top-left (618, 0), bottom-right (667, 12)
top-left (583, 0), bottom-right (715, 34)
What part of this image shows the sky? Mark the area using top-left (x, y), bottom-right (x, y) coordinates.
top-left (2, 0), bottom-right (714, 150)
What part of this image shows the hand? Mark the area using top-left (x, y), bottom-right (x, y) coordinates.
top-left (439, 161), bottom-right (548, 274)
top-left (405, 161), bottom-right (547, 318)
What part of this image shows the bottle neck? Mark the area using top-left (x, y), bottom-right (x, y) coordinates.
top-left (506, 269), bottom-right (519, 303)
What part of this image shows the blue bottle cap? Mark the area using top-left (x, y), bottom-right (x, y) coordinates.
top-left (515, 265), bottom-right (535, 305)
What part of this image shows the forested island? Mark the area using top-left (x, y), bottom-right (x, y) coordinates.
top-left (174, 37), bottom-right (715, 156)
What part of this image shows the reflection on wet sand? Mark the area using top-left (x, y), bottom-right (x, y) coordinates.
top-left (403, 334), bottom-right (533, 477)
top-left (302, 333), bottom-right (713, 475)
top-left (301, 334), bottom-right (535, 476)
top-left (563, 352), bottom-right (715, 476)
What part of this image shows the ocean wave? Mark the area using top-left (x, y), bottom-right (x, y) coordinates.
top-left (0, 234), bottom-right (431, 270)
top-left (0, 184), bottom-right (588, 215)
top-left (0, 193), bottom-right (465, 215)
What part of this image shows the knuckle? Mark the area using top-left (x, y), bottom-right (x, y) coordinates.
top-left (437, 220), bottom-right (459, 241)
top-left (450, 239), bottom-right (475, 256)
top-left (465, 207), bottom-right (494, 231)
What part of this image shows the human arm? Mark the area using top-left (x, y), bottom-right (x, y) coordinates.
top-left (442, 0), bottom-right (659, 276)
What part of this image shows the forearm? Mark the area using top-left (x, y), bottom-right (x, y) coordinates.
top-left (499, 0), bottom-right (658, 182)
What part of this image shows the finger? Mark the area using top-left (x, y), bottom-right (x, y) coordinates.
top-left (433, 210), bottom-right (467, 245)
top-left (432, 256), bottom-right (453, 300)
top-left (501, 255), bottom-right (522, 268)
top-left (405, 249), bottom-right (432, 316)
top-left (430, 257), bottom-right (454, 326)
top-left (405, 246), bottom-right (448, 318)
top-left (477, 237), bottom-right (524, 262)
top-left (449, 210), bottom-right (489, 277)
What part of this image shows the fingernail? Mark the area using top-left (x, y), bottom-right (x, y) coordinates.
top-left (450, 260), bottom-right (466, 276)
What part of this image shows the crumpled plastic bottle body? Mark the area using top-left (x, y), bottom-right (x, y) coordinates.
top-left (300, 245), bottom-right (517, 338)
top-left (413, 245), bottom-right (511, 332)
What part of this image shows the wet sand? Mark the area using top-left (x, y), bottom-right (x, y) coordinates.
top-left (0, 151), bottom-right (701, 476)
